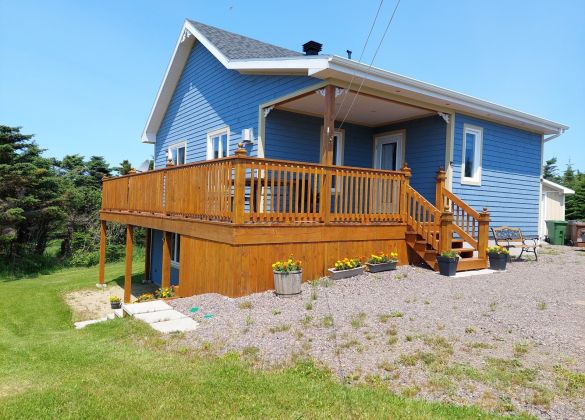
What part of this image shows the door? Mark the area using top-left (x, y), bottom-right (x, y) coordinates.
top-left (374, 132), bottom-right (404, 170)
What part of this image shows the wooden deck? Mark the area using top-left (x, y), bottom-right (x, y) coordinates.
top-left (99, 148), bottom-right (489, 301)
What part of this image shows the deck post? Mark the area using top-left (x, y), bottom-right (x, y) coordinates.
top-left (124, 225), bottom-right (134, 304)
top-left (400, 163), bottom-right (411, 223)
top-left (435, 168), bottom-right (446, 209)
top-left (321, 85), bottom-right (336, 166)
top-left (439, 206), bottom-right (453, 254)
top-left (233, 144), bottom-right (247, 224)
top-left (144, 228), bottom-right (152, 283)
top-left (162, 231), bottom-right (172, 289)
top-left (477, 208), bottom-right (490, 258)
top-left (98, 220), bottom-right (106, 286)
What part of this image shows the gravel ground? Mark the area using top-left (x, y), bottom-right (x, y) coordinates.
top-left (170, 245), bottom-right (585, 419)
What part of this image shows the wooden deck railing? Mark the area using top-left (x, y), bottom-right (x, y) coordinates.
top-left (101, 151), bottom-right (407, 225)
top-left (405, 185), bottom-right (441, 250)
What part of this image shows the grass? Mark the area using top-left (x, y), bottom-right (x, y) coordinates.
top-left (378, 311), bottom-right (403, 323)
top-left (536, 301), bottom-right (547, 310)
top-left (513, 342), bottom-right (530, 358)
top-left (238, 300), bottom-right (253, 310)
top-left (0, 261), bottom-right (505, 419)
top-left (269, 324), bottom-right (291, 334)
top-left (321, 315), bottom-right (334, 328)
top-left (350, 312), bottom-right (367, 329)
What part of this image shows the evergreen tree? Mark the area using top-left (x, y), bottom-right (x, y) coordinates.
top-left (115, 159), bottom-right (132, 176)
top-left (543, 157), bottom-right (560, 182)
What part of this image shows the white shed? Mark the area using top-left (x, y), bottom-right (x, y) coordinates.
top-left (540, 178), bottom-right (575, 238)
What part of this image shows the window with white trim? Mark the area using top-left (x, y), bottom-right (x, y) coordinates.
top-left (461, 125), bottom-right (483, 185)
top-left (170, 233), bottom-right (180, 268)
top-left (168, 142), bottom-right (186, 165)
top-left (207, 127), bottom-right (229, 160)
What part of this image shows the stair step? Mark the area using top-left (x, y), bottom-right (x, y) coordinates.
top-left (451, 239), bottom-right (464, 248)
top-left (457, 258), bottom-right (488, 271)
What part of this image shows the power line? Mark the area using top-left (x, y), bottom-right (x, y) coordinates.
top-left (334, 0), bottom-right (385, 121)
top-left (337, 0), bottom-right (402, 130)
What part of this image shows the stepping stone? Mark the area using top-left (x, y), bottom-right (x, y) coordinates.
top-left (113, 308), bottom-right (124, 318)
top-left (150, 317), bottom-right (199, 333)
top-left (123, 300), bottom-right (171, 316)
top-left (74, 317), bottom-right (108, 329)
top-left (451, 269), bottom-right (498, 278)
top-left (134, 309), bottom-right (186, 323)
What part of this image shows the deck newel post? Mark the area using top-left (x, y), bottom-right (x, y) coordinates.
top-left (400, 163), bottom-right (411, 223)
top-left (98, 220), bottom-right (106, 286)
top-left (162, 231), bottom-right (172, 289)
top-left (124, 225), bottom-right (134, 304)
top-left (439, 206), bottom-right (453, 254)
top-left (144, 228), bottom-right (152, 283)
top-left (477, 208), bottom-right (490, 259)
top-left (233, 144), bottom-right (247, 224)
top-left (435, 168), bottom-right (446, 209)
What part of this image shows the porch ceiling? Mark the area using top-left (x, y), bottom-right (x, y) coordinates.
top-left (277, 89), bottom-right (434, 127)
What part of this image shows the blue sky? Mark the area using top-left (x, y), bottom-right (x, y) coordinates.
top-left (1, 0), bottom-right (583, 172)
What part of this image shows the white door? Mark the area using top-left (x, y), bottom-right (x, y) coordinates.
top-left (374, 133), bottom-right (404, 171)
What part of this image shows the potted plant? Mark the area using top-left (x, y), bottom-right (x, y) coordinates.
top-left (328, 257), bottom-right (364, 280)
top-left (436, 250), bottom-right (459, 276)
top-left (109, 295), bottom-right (122, 309)
top-left (487, 245), bottom-right (509, 271)
top-left (272, 256), bottom-right (302, 296)
top-left (366, 252), bottom-right (398, 273)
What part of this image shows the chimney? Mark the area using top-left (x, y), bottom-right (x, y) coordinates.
top-left (302, 40), bottom-right (322, 56)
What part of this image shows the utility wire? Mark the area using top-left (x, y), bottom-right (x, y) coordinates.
top-left (334, 0), bottom-right (385, 121)
top-left (337, 0), bottom-right (402, 130)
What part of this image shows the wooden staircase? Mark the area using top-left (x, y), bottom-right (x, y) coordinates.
top-left (402, 168), bottom-right (490, 272)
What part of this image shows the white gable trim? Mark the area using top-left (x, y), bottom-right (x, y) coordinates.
top-left (541, 178), bottom-right (575, 194)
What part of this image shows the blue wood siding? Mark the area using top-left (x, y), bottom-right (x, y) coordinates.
top-left (154, 42), bottom-right (319, 168)
top-left (264, 110), bottom-right (374, 167)
top-left (375, 116), bottom-right (447, 203)
top-left (150, 230), bottom-right (179, 286)
top-left (452, 114), bottom-right (542, 236)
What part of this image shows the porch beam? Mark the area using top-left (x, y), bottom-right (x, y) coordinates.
top-left (162, 231), bottom-right (172, 289)
top-left (124, 225), bottom-right (134, 304)
top-left (98, 220), bottom-right (106, 286)
top-left (321, 84), bottom-right (336, 166)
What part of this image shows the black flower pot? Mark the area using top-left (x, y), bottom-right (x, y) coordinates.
top-left (110, 301), bottom-right (122, 309)
top-left (436, 256), bottom-right (459, 276)
top-left (488, 253), bottom-right (508, 271)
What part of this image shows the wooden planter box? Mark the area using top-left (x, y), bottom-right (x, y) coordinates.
top-left (328, 266), bottom-right (365, 280)
top-left (273, 270), bottom-right (302, 296)
top-left (366, 261), bottom-right (397, 273)
top-left (488, 253), bottom-right (508, 271)
top-left (436, 256), bottom-right (459, 276)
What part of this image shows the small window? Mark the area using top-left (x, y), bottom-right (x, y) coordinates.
top-left (170, 233), bottom-right (180, 267)
top-left (168, 142), bottom-right (186, 165)
top-left (461, 125), bottom-right (483, 185)
top-left (207, 127), bottom-right (230, 160)
top-left (321, 129), bottom-right (344, 165)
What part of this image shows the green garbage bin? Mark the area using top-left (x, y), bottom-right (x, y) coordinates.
top-left (545, 220), bottom-right (568, 245)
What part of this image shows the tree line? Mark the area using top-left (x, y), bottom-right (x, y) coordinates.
top-left (0, 125), bottom-right (145, 273)
top-left (543, 157), bottom-right (585, 221)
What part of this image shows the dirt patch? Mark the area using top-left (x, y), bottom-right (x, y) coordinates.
top-left (169, 246), bottom-right (585, 419)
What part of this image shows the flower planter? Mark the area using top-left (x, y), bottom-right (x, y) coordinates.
top-left (366, 261), bottom-right (397, 273)
top-left (436, 256), bottom-right (459, 277)
top-left (273, 270), bottom-right (302, 296)
top-left (110, 301), bottom-right (122, 309)
top-left (488, 253), bottom-right (508, 271)
top-left (328, 266), bottom-right (365, 280)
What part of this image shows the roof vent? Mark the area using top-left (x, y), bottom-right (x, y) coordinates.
top-left (302, 40), bottom-right (322, 56)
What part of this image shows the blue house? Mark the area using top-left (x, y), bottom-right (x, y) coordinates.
top-left (99, 20), bottom-right (568, 299)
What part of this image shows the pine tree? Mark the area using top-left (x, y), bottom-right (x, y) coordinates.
top-left (543, 157), bottom-right (560, 182)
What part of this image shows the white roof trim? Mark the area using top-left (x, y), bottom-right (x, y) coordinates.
top-left (542, 178), bottom-right (575, 194)
top-left (142, 20), bottom-right (569, 143)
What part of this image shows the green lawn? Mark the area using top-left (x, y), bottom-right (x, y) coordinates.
top-left (0, 260), bottom-right (504, 419)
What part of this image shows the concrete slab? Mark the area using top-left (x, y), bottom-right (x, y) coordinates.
top-left (150, 317), bottom-right (199, 333)
top-left (452, 269), bottom-right (499, 278)
top-left (74, 317), bottom-right (108, 329)
top-left (134, 309), bottom-right (186, 323)
top-left (123, 300), bottom-right (171, 316)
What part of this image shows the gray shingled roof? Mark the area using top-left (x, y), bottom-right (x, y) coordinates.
top-left (188, 20), bottom-right (303, 60)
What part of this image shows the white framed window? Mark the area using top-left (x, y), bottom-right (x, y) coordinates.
top-left (207, 127), bottom-right (230, 160)
top-left (170, 233), bottom-right (180, 268)
top-left (168, 142), bottom-right (186, 165)
top-left (461, 124), bottom-right (483, 185)
top-left (374, 131), bottom-right (405, 171)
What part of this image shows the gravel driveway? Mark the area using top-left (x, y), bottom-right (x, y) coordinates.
top-left (170, 245), bottom-right (585, 419)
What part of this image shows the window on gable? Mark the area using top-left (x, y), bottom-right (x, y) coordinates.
top-left (461, 125), bottom-right (483, 185)
top-left (168, 142), bottom-right (186, 165)
top-left (170, 233), bottom-right (180, 267)
top-left (207, 128), bottom-right (229, 160)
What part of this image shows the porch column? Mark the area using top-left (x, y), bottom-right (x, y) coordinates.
top-left (98, 220), bottom-right (106, 286)
top-left (124, 225), bottom-right (134, 304)
top-left (436, 168), bottom-right (446, 209)
top-left (321, 85), bottom-right (336, 165)
top-left (144, 228), bottom-right (152, 283)
top-left (162, 231), bottom-right (172, 289)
